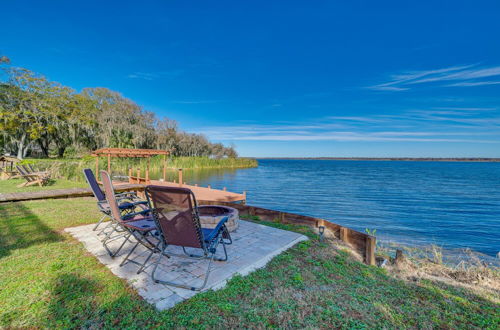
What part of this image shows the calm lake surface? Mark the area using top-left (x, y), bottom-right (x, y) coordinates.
top-left (177, 159), bottom-right (500, 258)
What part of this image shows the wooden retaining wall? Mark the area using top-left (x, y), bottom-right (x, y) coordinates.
top-left (199, 200), bottom-right (376, 265)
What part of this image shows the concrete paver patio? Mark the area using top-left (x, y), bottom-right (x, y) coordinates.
top-left (65, 220), bottom-right (308, 310)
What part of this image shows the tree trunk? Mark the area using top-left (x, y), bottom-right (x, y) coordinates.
top-left (16, 133), bottom-right (27, 159)
top-left (58, 147), bottom-right (65, 158)
top-left (38, 136), bottom-right (50, 158)
top-left (23, 144), bottom-right (31, 158)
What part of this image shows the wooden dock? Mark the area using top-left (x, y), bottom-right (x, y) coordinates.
top-left (0, 184), bottom-right (145, 203)
top-left (147, 180), bottom-right (245, 202)
top-left (128, 170), bottom-right (246, 203)
top-left (0, 181), bottom-right (246, 204)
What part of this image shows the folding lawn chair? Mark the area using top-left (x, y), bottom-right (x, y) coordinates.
top-left (83, 168), bottom-right (148, 231)
top-left (144, 185), bottom-right (230, 291)
top-left (100, 170), bottom-right (158, 272)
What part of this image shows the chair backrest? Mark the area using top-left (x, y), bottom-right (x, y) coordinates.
top-left (27, 164), bottom-right (35, 173)
top-left (83, 168), bottom-right (106, 201)
top-left (146, 185), bottom-right (204, 249)
top-left (100, 170), bottom-right (123, 222)
top-left (16, 165), bottom-right (34, 182)
top-left (21, 165), bottom-right (32, 174)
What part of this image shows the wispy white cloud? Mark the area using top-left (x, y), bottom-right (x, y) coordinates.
top-left (433, 107), bottom-right (497, 111)
top-left (192, 109), bottom-right (500, 143)
top-left (127, 72), bottom-right (159, 80)
top-left (127, 70), bottom-right (184, 80)
top-left (368, 64), bottom-right (500, 91)
top-left (445, 81), bottom-right (500, 87)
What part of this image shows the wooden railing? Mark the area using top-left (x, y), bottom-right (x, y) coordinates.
top-left (199, 200), bottom-right (376, 265)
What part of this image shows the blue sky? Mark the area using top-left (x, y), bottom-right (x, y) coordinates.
top-left (2, 1), bottom-right (500, 157)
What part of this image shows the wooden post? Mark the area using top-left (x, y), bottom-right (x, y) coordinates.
top-left (162, 155), bottom-right (167, 181)
top-left (137, 168), bottom-right (141, 183)
top-left (147, 157), bottom-right (150, 180)
top-left (107, 153), bottom-right (111, 173)
top-left (128, 168), bottom-right (132, 183)
top-left (178, 169), bottom-right (183, 187)
top-left (95, 156), bottom-right (99, 175)
top-left (365, 236), bottom-right (376, 266)
top-left (340, 227), bottom-right (349, 243)
top-left (394, 249), bottom-right (405, 266)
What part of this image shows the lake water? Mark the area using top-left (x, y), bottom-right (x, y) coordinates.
top-left (176, 159), bottom-right (500, 258)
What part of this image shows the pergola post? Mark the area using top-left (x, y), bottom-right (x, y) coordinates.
top-left (162, 154), bottom-right (167, 181)
top-left (107, 153), bottom-right (111, 173)
top-left (178, 169), bottom-right (183, 187)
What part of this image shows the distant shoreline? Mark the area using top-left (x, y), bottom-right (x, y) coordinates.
top-left (255, 157), bottom-right (500, 162)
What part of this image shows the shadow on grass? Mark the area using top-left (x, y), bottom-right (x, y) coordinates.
top-left (45, 273), bottom-right (153, 328)
top-left (0, 202), bottom-right (64, 258)
top-left (46, 274), bottom-right (101, 328)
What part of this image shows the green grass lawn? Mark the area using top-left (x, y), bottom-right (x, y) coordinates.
top-left (0, 199), bottom-right (498, 328)
top-left (0, 178), bottom-right (86, 194)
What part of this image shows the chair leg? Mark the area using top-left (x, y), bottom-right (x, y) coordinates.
top-left (102, 228), bottom-right (131, 257)
top-left (222, 226), bottom-right (233, 245)
top-left (119, 231), bottom-right (159, 271)
top-left (120, 241), bottom-right (139, 266)
top-left (152, 244), bottom-right (219, 291)
top-left (136, 249), bottom-right (155, 274)
top-left (215, 238), bottom-right (228, 262)
top-left (97, 220), bottom-right (114, 236)
top-left (93, 214), bottom-right (108, 231)
top-left (111, 232), bottom-right (133, 257)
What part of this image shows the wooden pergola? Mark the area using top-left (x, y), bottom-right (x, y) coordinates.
top-left (92, 148), bottom-right (170, 180)
top-left (0, 155), bottom-right (20, 180)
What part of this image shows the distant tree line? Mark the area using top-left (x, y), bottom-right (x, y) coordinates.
top-left (0, 57), bottom-right (237, 159)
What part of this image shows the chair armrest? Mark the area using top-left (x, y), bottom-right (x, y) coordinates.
top-left (204, 216), bottom-right (229, 243)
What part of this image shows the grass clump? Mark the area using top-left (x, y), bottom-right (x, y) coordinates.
top-left (0, 199), bottom-right (498, 328)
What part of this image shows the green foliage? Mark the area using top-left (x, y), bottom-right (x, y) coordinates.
top-left (1, 64), bottom-right (238, 159)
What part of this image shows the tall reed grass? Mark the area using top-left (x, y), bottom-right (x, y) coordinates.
top-left (22, 156), bottom-right (257, 182)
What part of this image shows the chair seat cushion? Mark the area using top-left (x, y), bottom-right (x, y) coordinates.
top-left (201, 216), bottom-right (228, 243)
top-left (123, 217), bottom-right (156, 231)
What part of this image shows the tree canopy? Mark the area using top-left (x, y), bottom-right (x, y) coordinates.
top-left (0, 60), bottom-right (237, 159)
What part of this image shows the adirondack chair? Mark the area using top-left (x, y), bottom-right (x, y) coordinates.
top-left (15, 165), bottom-right (51, 187)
